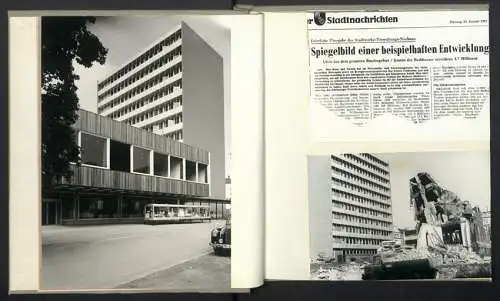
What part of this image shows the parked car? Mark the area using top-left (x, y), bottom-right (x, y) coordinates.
top-left (210, 218), bottom-right (231, 256)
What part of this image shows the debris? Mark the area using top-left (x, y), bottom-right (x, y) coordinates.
top-left (311, 262), bottom-right (364, 280)
top-left (360, 172), bottom-right (491, 280)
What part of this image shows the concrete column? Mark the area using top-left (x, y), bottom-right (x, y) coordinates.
top-left (130, 145), bottom-right (134, 173)
top-left (167, 155), bottom-right (171, 178)
top-left (106, 138), bottom-right (111, 169)
top-left (117, 195), bottom-right (123, 218)
top-left (149, 150), bottom-right (154, 175)
top-left (75, 192), bottom-right (80, 221)
top-left (182, 158), bottom-right (186, 181)
top-left (195, 162), bottom-right (199, 182)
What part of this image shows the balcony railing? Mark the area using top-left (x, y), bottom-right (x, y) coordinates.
top-left (332, 218), bottom-right (392, 231)
top-left (331, 230), bottom-right (391, 241)
top-left (331, 243), bottom-right (381, 250)
top-left (114, 89), bottom-right (183, 123)
top-left (332, 183), bottom-right (391, 205)
top-left (332, 194), bottom-right (391, 214)
top-left (134, 108), bottom-right (183, 129)
top-left (331, 159), bottom-right (390, 189)
top-left (332, 171), bottom-right (390, 196)
top-left (332, 206), bottom-right (393, 223)
top-left (152, 122), bottom-right (183, 136)
top-left (98, 40), bottom-right (182, 97)
top-left (341, 154), bottom-right (390, 179)
top-left (99, 71), bottom-right (183, 117)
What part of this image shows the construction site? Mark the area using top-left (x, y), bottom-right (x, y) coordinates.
top-left (311, 172), bottom-right (491, 281)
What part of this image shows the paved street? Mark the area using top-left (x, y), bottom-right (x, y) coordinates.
top-left (118, 254), bottom-right (230, 290)
top-left (41, 221), bottom-right (230, 290)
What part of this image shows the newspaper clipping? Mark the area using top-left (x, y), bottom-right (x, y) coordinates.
top-left (307, 10), bottom-right (489, 143)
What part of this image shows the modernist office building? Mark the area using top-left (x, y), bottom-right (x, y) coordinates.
top-left (309, 153), bottom-right (393, 263)
top-left (95, 22), bottom-right (227, 201)
top-left (42, 109), bottom-right (230, 225)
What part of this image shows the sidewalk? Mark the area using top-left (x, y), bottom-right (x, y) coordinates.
top-left (116, 253), bottom-right (231, 290)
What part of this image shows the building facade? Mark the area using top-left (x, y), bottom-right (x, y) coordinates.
top-left (42, 110), bottom-right (230, 225)
top-left (400, 228), bottom-right (418, 247)
top-left (309, 154), bottom-right (393, 263)
top-left (96, 22), bottom-right (226, 200)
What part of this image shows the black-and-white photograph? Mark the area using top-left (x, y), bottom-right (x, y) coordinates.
top-left (308, 152), bottom-right (491, 281)
top-left (41, 15), bottom-right (232, 291)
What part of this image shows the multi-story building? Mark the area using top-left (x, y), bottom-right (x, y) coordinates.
top-left (309, 153), bottom-right (393, 263)
top-left (95, 22), bottom-right (226, 200)
top-left (41, 109), bottom-right (230, 225)
top-left (400, 227), bottom-right (418, 247)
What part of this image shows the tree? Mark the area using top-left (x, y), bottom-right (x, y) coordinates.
top-left (42, 17), bottom-right (108, 189)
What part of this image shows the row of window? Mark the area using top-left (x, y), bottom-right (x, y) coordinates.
top-left (124, 109), bottom-right (183, 129)
top-left (332, 189), bottom-right (391, 210)
top-left (332, 178), bottom-right (390, 202)
top-left (331, 156), bottom-right (389, 185)
top-left (98, 63), bottom-right (183, 112)
top-left (79, 131), bottom-right (207, 182)
top-left (61, 196), bottom-right (225, 220)
top-left (335, 249), bottom-right (377, 256)
top-left (101, 89), bottom-right (182, 125)
top-left (333, 212), bottom-right (392, 228)
top-left (98, 29), bottom-right (182, 90)
top-left (359, 153), bottom-right (389, 167)
top-left (333, 236), bottom-right (385, 246)
top-left (162, 129), bottom-right (183, 141)
top-left (332, 167), bottom-right (389, 193)
top-left (332, 200), bottom-right (392, 219)
top-left (138, 114), bottom-right (183, 132)
top-left (98, 47), bottom-right (182, 101)
top-left (333, 224), bottom-right (391, 237)
top-left (342, 154), bottom-right (389, 176)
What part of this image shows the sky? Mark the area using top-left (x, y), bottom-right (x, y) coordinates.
top-left (72, 15), bottom-right (233, 178)
top-left (377, 151), bottom-right (491, 228)
top-left (74, 15), bottom-right (231, 113)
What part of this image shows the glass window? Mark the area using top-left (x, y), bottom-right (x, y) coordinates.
top-left (122, 197), bottom-right (150, 218)
top-left (154, 152), bottom-right (169, 177)
top-left (110, 140), bottom-right (131, 172)
top-left (61, 194), bottom-right (75, 219)
top-left (80, 132), bottom-right (108, 168)
top-left (169, 156), bottom-right (183, 179)
top-left (78, 196), bottom-right (118, 219)
top-left (185, 160), bottom-right (197, 181)
top-left (133, 146), bottom-right (151, 174)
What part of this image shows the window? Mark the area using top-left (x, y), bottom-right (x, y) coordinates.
top-left (154, 152), bottom-right (169, 177)
top-left (80, 132), bottom-right (108, 168)
top-left (185, 161), bottom-right (197, 181)
top-left (169, 156), bottom-right (183, 179)
top-left (133, 146), bottom-right (151, 174)
top-left (78, 196), bottom-right (118, 219)
top-left (110, 140), bottom-right (131, 172)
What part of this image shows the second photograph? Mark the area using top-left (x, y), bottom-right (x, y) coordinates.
top-left (308, 151), bottom-right (491, 281)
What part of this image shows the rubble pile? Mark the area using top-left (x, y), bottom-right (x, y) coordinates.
top-left (380, 247), bottom-right (429, 263)
top-left (311, 262), bottom-right (364, 281)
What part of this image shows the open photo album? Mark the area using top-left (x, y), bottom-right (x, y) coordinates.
top-left (9, 3), bottom-right (490, 294)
